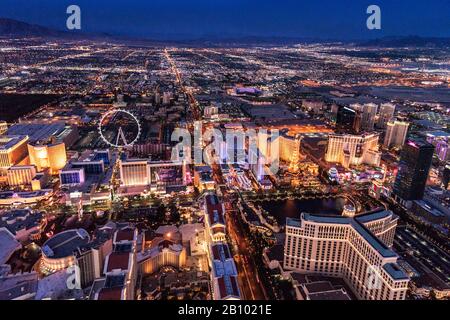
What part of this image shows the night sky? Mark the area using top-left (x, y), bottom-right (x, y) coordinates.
top-left (1, 0), bottom-right (449, 40)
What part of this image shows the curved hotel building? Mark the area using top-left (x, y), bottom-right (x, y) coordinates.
top-left (28, 141), bottom-right (67, 174)
top-left (40, 229), bottom-right (91, 273)
top-left (284, 210), bottom-right (409, 300)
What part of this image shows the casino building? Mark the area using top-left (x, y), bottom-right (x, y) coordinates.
top-left (40, 227), bottom-right (115, 288)
top-left (40, 229), bottom-right (91, 273)
top-left (284, 210), bottom-right (409, 300)
top-left (0, 135), bottom-right (29, 170)
top-left (209, 242), bottom-right (241, 300)
top-left (7, 165), bottom-right (37, 188)
top-left (393, 139), bottom-right (434, 203)
top-left (92, 228), bottom-right (138, 300)
top-left (28, 141), bottom-right (67, 174)
top-left (325, 133), bottom-right (381, 168)
top-left (138, 237), bottom-right (186, 275)
top-left (118, 158), bottom-right (187, 195)
top-left (384, 121), bottom-right (409, 149)
top-left (0, 208), bottom-right (45, 243)
top-left (119, 159), bottom-right (149, 186)
top-left (203, 193), bottom-right (241, 300)
top-left (204, 194), bottom-right (226, 243)
top-left (59, 167), bottom-right (85, 186)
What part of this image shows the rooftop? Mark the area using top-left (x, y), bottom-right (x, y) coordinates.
top-left (217, 275), bottom-right (240, 299)
top-left (104, 274), bottom-right (126, 288)
top-left (0, 135), bottom-right (28, 150)
top-left (211, 243), bottom-right (237, 279)
top-left (138, 237), bottom-right (184, 263)
top-left (0, 209), bottom-right (43, 236)
top-left (155, 225), bottom-right (178, 237)
top-left (290, 212), bottom-right (398, 259)
top-left (0, 189), bottom-right (52, 200)
top-left (308, 289), bottom-right (351, 300)
top-left (42, 229), bottom-right (90, 259)
top-left (105, 252), bottom-right (131, 272)
top-left (405, 138), bottom-right (435, 149)
top-left (383, 263), bottom-right (409, 280)
top-left (7, 122), bottom-right (66, 143)
top-left (205, 194), bottom-right (225, 226)
top-left (97, 287), bottom-right (123, 300)
top-left (303, 281), bottom-right (335, 293)
top-left (413, 200), bottom-right (446, 218)
top-left (114, 229), bottom-right (135, 242)
top-left (211, 242), bottom-right (232, 261)
top-left (425, 130), bottom-right (450, 138)
top-left (355, 209), bottom-right (393, 223)
top-left (0, 271), bottom-right (38, 300)
top-left (0, 228), bottom-right (21, 265)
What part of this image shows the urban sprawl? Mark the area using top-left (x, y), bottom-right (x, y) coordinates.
top-left (0, 37), bottom-right (449, 301)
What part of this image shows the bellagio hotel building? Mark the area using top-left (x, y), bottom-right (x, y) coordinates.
top-left (284, 210), bottom-right (409, 300)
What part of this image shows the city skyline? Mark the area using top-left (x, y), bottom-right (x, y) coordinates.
top-left (0, 1), bottom-right (449, 306)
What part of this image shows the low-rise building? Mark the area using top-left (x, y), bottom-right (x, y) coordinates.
top-left (204, 194), bottom-right (226, 243)
top-left (0, 209), bottom-right (45, 243)
top-left (0, 228), bottom-right (21, 265)
top-left (209, 242), bottom-right (240, 300)
top-left (6, 165), bottom-right (37, 188)
top-left (138, 237), bottom-right (186, 275)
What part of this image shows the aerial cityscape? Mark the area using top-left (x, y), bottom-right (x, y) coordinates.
top-left (0, 1), bottom-right (449, 307)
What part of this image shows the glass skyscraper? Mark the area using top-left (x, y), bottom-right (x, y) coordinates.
top-left (336, 106), bottom-right (356, 131)
top-left (393, 139), bottom-right (434, 201)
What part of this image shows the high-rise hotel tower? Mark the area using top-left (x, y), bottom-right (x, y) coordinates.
top-left (284, 210), bottom-right (409, 300)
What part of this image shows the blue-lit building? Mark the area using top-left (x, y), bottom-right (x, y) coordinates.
top-left (70, 150), bottom-right (110, 174)
top-left (72, 161), bottom-right (104, 174)
top-left (93, 150), bottom-right (111, 166)
top-left (60, 167), bottom-right (85, 186)
top-left (58, 150), bottom-right (114, 206)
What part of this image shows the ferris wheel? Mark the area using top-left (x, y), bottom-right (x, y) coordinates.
top-left (98, 109), bottom-right (141, 148)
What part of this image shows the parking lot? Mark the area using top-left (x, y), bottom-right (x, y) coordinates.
top-left (395, 226), bottom-right (450, 285)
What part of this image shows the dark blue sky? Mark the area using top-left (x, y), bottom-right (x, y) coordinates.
top-left (1, 0), bottom-right (449, 40)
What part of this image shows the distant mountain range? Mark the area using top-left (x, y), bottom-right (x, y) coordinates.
top-left (360, 36), bottom-right (450, 47)
top-left (0, 18), bottom-right (111, 40)
top-left (0, 18), bottom-right (69, 37)
top-left (1, 17), bottom-right (449, 47)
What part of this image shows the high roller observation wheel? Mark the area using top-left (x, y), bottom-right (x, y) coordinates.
top-left (98, 109), bottom-right (141, 148)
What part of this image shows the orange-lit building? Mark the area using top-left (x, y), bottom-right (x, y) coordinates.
top-left (6, 165), bottom-right (37, 187)
top-left (0, 135), bottom-right (29, 170)
top-left (28, 141), bottom-right (67, 174)
top-left (138, 237), bottom-right (187, 275)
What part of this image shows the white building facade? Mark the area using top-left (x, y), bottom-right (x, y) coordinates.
top-left (284, 210), bottom-right (409, 300)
